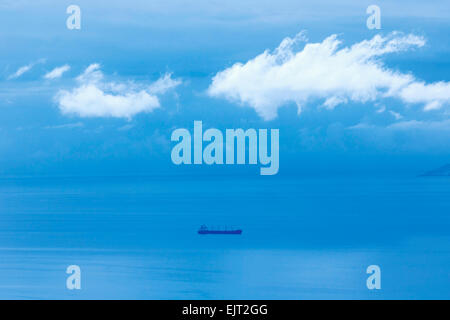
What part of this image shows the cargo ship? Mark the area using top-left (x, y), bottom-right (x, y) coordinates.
top-left (198, 225), bottom-right (242, 235)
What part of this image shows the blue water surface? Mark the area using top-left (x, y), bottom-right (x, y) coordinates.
top-left (0, 175), bottom-right (448, 299)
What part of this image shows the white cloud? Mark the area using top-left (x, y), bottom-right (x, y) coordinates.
top-left (387, 119), bottom-right (450, 131)
top-left (376, 105), bottom-right (386, 113)
top-left (322, 96), bottom-right (348, 110)
top-left (8, 64), bottom-right (32, 79)
top-left (44, 122), bottom-right (83, 129)
top-left (389, 110), bottom-right (403, 120)
top-left (44, 65), bottom-right (70, 79)
top-left (208, 31), bottom-right (450, 120)
top-left (398, 81), bottom-right (450, 111)
top-left (118, 123), bottom-right (134, 131)
top-left (350, 119), bottom-right (450, 132)
top-left (54, 64), bottom-right (180, 118)
top-left (8, 59), bottom-right (46, 80)
top-left (148, 73), bottom-right (182, 94)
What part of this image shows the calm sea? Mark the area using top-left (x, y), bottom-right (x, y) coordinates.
top-left (0, 175), bottom-right (448, 299)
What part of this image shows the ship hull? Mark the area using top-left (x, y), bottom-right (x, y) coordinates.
top-left (198, 230), bottom-right (242, 235)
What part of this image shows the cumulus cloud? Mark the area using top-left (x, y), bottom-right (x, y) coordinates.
top-left (54, 64), bottom-right (181, 118)
top-left (44, 65), bottom-right (70, 79)
top-left (208, 31), bottom-right (450, 120)
top-left (398, 81), bottom-right (450, 111)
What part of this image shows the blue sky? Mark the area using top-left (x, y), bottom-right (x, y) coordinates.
top-left (1, 0), bottom-right (450, 177)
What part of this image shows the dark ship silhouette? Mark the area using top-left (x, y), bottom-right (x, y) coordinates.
top-left (198, 225), bottom-right (242, 235)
